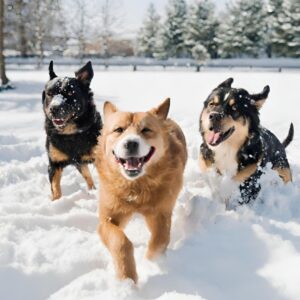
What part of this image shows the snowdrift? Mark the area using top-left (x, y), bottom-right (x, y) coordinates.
top-left (0, 70), bottom-right (299, 300)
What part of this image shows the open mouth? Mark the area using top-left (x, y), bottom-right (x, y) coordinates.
top-left (52, 118), bottom-right (66, 127)
top-left (207, 126), bottom-right (235, 146)
top-left (51, 114), bottom-right (74, 128)
top-left (113, 147), bottom-right (155, 178)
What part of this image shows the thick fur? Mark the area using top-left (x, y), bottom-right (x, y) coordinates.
top-left (199, 78), bottom-right (293, 204)
top-left (43, 61), bottom-right (102, 200)
top-left (95, 99), bottom-right (187, 283)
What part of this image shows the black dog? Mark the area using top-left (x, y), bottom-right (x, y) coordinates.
top-left (199, 78), bottom-right (293, 204)
top-left (43, 61), bottom-right (102, 200)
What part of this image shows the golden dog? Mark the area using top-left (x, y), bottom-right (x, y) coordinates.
top-left (95, 98), bottom-right (187, 283)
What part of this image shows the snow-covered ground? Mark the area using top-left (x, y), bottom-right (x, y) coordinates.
top-left (0, 69), bottom-right (300, 300)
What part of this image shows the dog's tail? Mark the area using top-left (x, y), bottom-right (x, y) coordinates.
top-left (282, 123), bottom-right (294, 148)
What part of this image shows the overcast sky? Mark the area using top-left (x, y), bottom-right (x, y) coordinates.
top-left (122, 0), bottom-right (228, 35)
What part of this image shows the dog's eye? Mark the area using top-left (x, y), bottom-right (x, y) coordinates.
top-left (114, 127), bottom-right (124, 133)
top-left (141, 127), bottom-right (152, 134)
top-left (47, 91), bottom-right (53, 97)
top-left (209, 102), bottom-right (215, 107)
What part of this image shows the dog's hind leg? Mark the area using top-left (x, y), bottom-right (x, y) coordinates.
top-left (77, 164), bottom-right (95, 190)
top-left (273, 167), bottom-right (292, 183)
top-left (49, 163), bottom-right (63, 200)
top-left (98, 214), bottom-right (137, 283)
top-left (144, 211), bottom-right (172, 260)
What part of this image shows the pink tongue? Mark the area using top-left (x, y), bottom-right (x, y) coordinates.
top-left (208, 132), bottom-right (221, 145)
top-left (125, 158), bottom-right (140, 170)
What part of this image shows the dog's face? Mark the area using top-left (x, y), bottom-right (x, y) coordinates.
top-left (102, 99), bottom-right (170, 180)
top-left (200, 78), bottom-right (270, 148)
top-left (42, 61), bottom-right (93, 131)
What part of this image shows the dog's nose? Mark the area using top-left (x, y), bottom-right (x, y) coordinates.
top-left (124, 140), bottom-right (139, 154)
top-left (209, 113), bottom-right (222, 122)
top-left (209, 113), bottom-right (222, 131)
top-left (50, 106), bottom-right (60, 114)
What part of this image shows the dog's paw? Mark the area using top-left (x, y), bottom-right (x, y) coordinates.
top-left (51, 193), bottom-right (62, 201)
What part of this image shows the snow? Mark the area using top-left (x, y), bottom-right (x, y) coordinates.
top-left (51, 94), bottom-right (66, 107)
top-left (0, 69), bottom-right (300, 300)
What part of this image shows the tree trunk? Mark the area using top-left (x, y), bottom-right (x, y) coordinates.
top-left (18, 23), bottom-right (27, 57)
top-left (102, 33), bottom-right (109, 58)
top-left (37, 37), bottom-right (44, 69)
top-left (0, 0), bottom-right (9, 85)
top-left (34, 0), bottom-right (44, 69)
top-left (266, 44), bottom-right (272, 58)
top-left (78, 0), bottom-right (85, 64)
top-left (16, 0), bottom-right (28, 57)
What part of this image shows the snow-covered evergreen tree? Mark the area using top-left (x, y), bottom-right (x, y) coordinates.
top-left (218, 0), bottom-right (267, 58)
top-left (192, 44), bottom-right (209, 62)
top-left (158, 0), bottom-right (188, 58)
top-left (136, 3), bottom-right (161, 58)
top-left (185, 0), bottom-right (219, 59)
top-left (265, 0), bottom-right (283, 57)
top-left (268, 0), bottom-right (300, 57)
top-left (288, 0), bottom-right (300, 57)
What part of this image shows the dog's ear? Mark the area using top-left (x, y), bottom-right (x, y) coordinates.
top-left (217, 78), bottom-right (233, 88)
top-left (42, 90), bottom-right (45, 104)
top-left (251, 85), bottom-right (270, 110)
top-left (103, 101), bottom-right (118, 118)
top-left (75, 61), bottom-right (94, 86)
top-left (49, 61), bottom-right (57, 80)
top-left (150, 98), bottom-right (170, 120)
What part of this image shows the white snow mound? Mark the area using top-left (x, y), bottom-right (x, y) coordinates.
top-left (0, 70), bottom-right (299, 300)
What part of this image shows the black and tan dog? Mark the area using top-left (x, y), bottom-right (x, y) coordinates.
top-left (199, 78), bottom-right (293, 204)
top-left (43, 61), bottom-right (102, 200)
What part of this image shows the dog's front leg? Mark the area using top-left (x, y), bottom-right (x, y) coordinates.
top-left (48, 162), bottom-right (63, 200)
top-left (144, 211), bottom-right (172, 260)
top-left (98, 216), bottom-right (137, 283)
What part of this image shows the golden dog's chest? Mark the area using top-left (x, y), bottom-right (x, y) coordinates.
top-left (125, 194), bottom-right (138, 202)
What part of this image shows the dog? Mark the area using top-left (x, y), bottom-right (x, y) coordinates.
top-left (43, 61), bottom-right (102, 200)
top-left (199, 78), bottom-right (293, 204)
top-left (95, 98), bottom-right (187, 282)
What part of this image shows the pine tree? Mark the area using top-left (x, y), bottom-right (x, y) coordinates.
top-left (185, 0), bottom-right (219, 59)
top-left (218, 0), bottom-right (267, 58)
top-left (266, 0), bottom-right (283, 57)
top-left (268, 0), bottom-right (300, 57)
top-left (137, 3), bottom-right (161, 58)
top-left (192, 44), bottom-right (209, 62)
top-left (159, 0), bottom-right (188, 58)
top-left (288, 0), bottom-right (300, 57)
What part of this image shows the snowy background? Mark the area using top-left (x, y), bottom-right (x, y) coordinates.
top-left (0, 68), bottom-right (300, 300)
